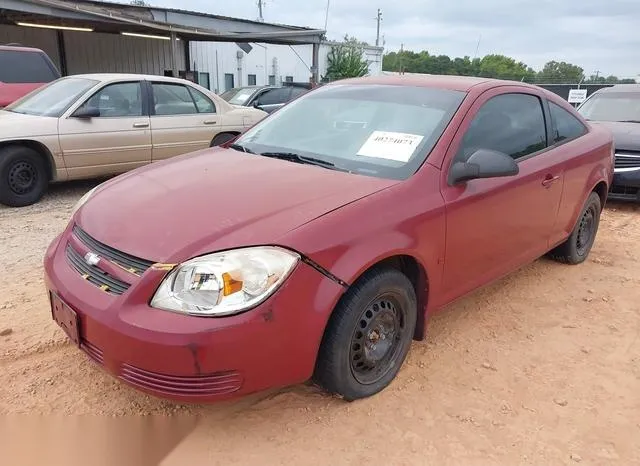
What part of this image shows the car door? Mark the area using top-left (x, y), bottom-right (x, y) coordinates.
top-left (148, 81), bottom-right (220, 161)
top-left (253, 87), bottom-right (292, 113)
top-left (58, 80), bottom-right (151, 179)
top-left (438, 88), bottom-right (564, 305)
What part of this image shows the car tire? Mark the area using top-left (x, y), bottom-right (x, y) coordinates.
top-left (313, 268), bottom-right (417, 401)
top-left (210, 133), bottom-right (237, 147)
top-left (0, 146), bottom-right (48, 207)
top-left (549, 192), bottom-right (602, 264)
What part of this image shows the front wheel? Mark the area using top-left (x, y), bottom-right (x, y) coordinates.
top-left (313, 268), bottom-right (417, 401)
top-left (549, 192), bottom-right (602, 264)
top-left (0, 146), bottom-right (48, 207)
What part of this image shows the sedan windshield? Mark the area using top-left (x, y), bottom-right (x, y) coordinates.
top-left (5, 77), bottom-right (98, 117)
top-left (578, 92), bottom-right (640, 123)
top-left (220, 87), bottom-right (256, 106)
top-left (234, 84), bottom-right (466, 180)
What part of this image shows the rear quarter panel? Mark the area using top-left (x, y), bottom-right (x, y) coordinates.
top-left (550, 113), bottom-right (613, 244)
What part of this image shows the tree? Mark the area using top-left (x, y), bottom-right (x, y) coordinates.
top-left (323, 35), bottom-right (370, 82)
top-left (130, 0), bottom-right (149, 5)
top-left (536, 60), bottom-right (584, 83)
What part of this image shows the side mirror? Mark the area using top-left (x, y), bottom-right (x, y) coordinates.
top-left (449, 149), bottom-right (519, 185)
top-left (73, 106), bottom-right (100, 119)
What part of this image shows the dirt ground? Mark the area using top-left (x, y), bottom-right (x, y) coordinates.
top-left (0, 181), bottom-right (639, 466)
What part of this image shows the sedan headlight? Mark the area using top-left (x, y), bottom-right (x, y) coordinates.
top-left (70, 186), bottom-right (97, 217)
top-left (150, 246), bottom-right (300, 316)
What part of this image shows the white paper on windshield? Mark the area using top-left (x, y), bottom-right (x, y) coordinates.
top-left (356, 131), bottom-right (424, 162)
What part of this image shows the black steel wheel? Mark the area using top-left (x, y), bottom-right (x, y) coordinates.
top-left (0, 146), bottom-right (48, 207)
top-left (349, 295), bottom-right (408, 385)
top-left (314, 268), bottom-right (417, 401)
top-left (549, 191), bottom-right (601, 264)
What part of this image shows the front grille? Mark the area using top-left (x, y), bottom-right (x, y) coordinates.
top-left (615, 152), bottom-right (640, 169)
top-left (119, 364), bottom-right (243, 397)
top-left (73, 226), bottom-right (154, 275)
top-left (66, 245), bottom-right (130, 295)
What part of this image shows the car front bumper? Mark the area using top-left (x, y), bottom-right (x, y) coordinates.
top-left (43, 227), bottom-right (344, 403)
top-left (609, 167), bottom-right (640, 201)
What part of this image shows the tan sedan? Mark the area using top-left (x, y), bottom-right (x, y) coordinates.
top-left (0, 73), bottom-right (268, 207)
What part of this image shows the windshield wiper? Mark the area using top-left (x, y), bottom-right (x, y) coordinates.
top-left (229, 143), bottom-right (255, 154)
top-left (620, 120), bottom-right (640, 123)
top-left (259, 151), bottom-right (338, 170)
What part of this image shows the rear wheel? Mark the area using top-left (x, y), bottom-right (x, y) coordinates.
top-left (549, 192), bottom-right (601, 264)
top-left (210, 132), bottom-right (237, 147)
top-left (313, 268), bottom-right (417, 401)
top-left (0, 146), bottom-right (48, 207)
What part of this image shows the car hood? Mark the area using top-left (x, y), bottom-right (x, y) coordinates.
top-left (0, 110), bottom-right (57, 139)
top-left (590, 120), bottom-right (640, 151)
top-left (76, 148), bottom-right (398, 263)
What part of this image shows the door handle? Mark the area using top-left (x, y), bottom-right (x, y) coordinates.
top-left (133, 122), bottom-right (149, 128)
top-left (542, 175), bottom-right (560, 187)
top-left (203, 120), bottom-right (217, 125)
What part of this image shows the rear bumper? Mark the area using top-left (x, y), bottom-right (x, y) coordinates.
top-left (43, 229), bottom-right (344, 402)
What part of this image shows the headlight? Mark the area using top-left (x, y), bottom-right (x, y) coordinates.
top-left (150, 246), bottom-right (300, 316)
top-left (70, 186), bottom-right (97, 217)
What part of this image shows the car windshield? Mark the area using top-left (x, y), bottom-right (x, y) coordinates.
top-left (220, 87), bottom-right (256, 106)
top-left (4, 77), bottom-right (99, 117)
top-left (578, 92), bottom-right (640, 122)
top-left (234, 84), bottom-right (466, 180)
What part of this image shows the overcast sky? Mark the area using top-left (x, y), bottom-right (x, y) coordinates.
top-left (146, 0), bottom-right (640, 77)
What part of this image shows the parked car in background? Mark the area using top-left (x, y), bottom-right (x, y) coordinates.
top-left (0, 73), bottom-right (267, 207)
top-left (220, 83), bottom-right (311, 113)
top-left (45, 75), bottom-right (613, 403)
top-left (0, 44), bottom-right (60, 108)
top-left (577, 84), bottom-right (640, 201)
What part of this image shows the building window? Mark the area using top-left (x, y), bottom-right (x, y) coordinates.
top-left (248, 74), bottom-right (257, 86)
top-left (224, 73), bottom-right (235, 91)
top-left (268, 75), bottom-right (276, 85)
top-left (198, 72), bottom-right (210, 90)
top-left (285, 76), bottom-right (294, 83)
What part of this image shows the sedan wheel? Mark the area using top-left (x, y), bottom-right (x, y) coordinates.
top-left (0, 146), bottom-right (48, 207)
top-left (314, 268), bottom-right (417, 401)
top-left (550, 191), bottom-right (602, 264)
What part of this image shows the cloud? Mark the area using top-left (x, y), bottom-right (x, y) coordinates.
top-left (142, 0), bottom-right (640, 77)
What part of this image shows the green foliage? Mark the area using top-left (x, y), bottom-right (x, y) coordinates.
top-left (383, 49), bottom-right (631, 84)
top-left (323, 35), bottom-right (370, 82)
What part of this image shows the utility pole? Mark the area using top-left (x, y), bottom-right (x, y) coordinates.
top-left (375, 9), bottom-right (382, 47)
top-left (399, 43), bottom-right (404, 74)
top-left (324, 0), bottom-right (330, 32)
top-left (257, 0), bottom-right (264, 22)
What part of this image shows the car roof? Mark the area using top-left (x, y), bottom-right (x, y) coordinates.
top-left (594, 84), bottom-right (640, 94)
top-left (0, 44), bottom-right (46, 53)
top-left (332, 74), bottom-right (541, 92)
top-left (67, 73), bottom-right (201, 85)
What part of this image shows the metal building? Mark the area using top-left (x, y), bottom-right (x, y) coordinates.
top-left (0, 0), bottom-right (325, 83)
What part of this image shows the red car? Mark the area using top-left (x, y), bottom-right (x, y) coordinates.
top-left (0, 44), bottom-right (60, 108)
top-left (44, 75), bottom-right (614, 402)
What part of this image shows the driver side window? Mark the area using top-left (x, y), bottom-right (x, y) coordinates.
top-left (456, 93), bottom-right (547, 162)
top-left (82, 82), bottom-right (143, 118)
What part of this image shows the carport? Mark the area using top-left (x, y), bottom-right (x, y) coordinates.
top-left (0, 0), bottom-right (325, 83)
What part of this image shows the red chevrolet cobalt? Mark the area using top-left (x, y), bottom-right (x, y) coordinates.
top-left (44, 75), bottom-right (614, 402)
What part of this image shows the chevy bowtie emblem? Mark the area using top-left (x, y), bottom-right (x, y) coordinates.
top-left (84, 252), bottom-right (101, 266)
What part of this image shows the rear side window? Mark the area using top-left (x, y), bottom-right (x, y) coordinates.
top-left (0, 50), bottom-right (58, 83)
top-left (457, 93), bottom-right (547, 162)
top-left (256, 88), bottom-right (291, 105)
top-left (549, 101), bottom-right (587, 144)
top-left (152, 83), bottom-right (197, 115)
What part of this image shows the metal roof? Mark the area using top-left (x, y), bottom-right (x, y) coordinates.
top-left (0, 0), bottom-right (326, 44)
